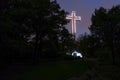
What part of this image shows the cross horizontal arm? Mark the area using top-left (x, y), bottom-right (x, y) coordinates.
top-left (66, 16), bottom-right (73, 19)
top-left (75, 16), bottom-right (81, 20)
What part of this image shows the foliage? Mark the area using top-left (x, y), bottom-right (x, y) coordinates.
top-left (89, 5), bottom-right (120, 64)
top-left (0, 0), bottom-right (73, 64)
top-left (78, 33), bottom-right (95, 57)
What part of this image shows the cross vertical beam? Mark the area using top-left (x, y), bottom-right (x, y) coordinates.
top-left (66, 11), bottom-right (81, 40)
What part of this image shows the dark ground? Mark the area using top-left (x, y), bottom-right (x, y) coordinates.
top-left (1, 59), bottom-right (120, 80)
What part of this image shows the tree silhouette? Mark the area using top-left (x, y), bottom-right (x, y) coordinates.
top-left (0, 0), bottom-right (73, 64)
top-left (89, 5), bottom-right (120, 64)
top-left (78, 33), bottom-right (96, 58)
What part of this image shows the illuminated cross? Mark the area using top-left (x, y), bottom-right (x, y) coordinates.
top-left (66, 11), bottom-right (81, 39)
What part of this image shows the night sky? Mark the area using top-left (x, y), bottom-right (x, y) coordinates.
top-left (57, 0), bottom-right (120, 37)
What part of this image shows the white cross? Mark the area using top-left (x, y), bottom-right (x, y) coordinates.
top-left (66, 11), bottom-right (81, 39)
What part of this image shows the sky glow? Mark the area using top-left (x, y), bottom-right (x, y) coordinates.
top-left (57, 0), bottom-right (120, 37)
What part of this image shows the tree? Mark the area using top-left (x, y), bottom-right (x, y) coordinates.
top-left (77, 33), bottom-right (96, 58)
top-left (0, 0), bottom-right (72, 64)
top-left (89, 5), bottom-right (120, 64)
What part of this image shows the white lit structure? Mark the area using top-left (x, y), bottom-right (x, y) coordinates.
top-left (66, 50), bottom-right (83, 58)
top-left (66, 11), bottom-right (81, 39)
top-left (72, 51), bottom-right (83, 58)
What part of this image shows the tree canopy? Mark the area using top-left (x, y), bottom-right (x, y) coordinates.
top-left (0, 0), bottom-right (73, 64)
top-left (89, 5), bottom-right (120, 64)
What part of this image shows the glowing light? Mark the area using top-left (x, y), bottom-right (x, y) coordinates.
top-left (66, 50), bottom-right (83, 58)
top-left (72, 51), bottom-right (83, 58)
top-left (66, 11), bottom-right (81, 39)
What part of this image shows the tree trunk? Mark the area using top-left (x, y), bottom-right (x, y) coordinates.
top-left (33, 32), bottom-right (39, 64)
top-left (111, 41), bottom-right (115, 65)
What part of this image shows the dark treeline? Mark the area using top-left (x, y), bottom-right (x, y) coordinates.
top-left (0, 0), bottom-right (75, 65)
top-left (1, 0), bottom-right (120, 66)
top-left (78, 5), bottom-right (120, 65)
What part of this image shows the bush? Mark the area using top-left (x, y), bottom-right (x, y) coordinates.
top-left (95, 48), bottom-right (113, 64)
